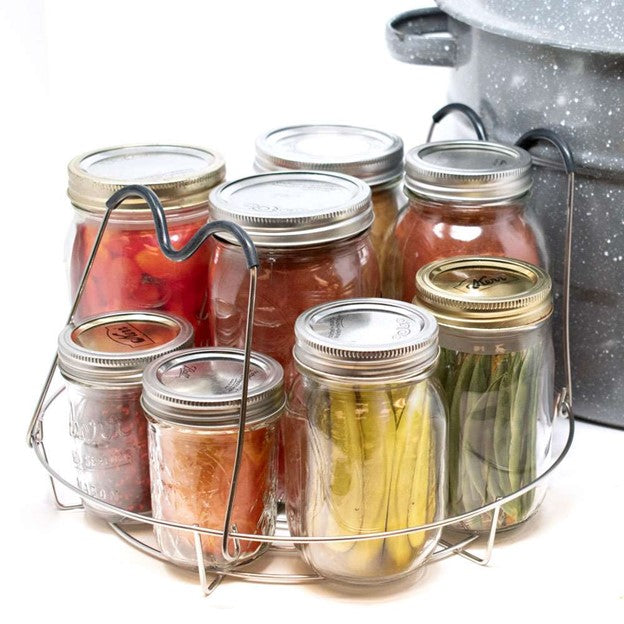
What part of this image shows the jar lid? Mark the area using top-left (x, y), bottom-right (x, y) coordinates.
top-left (68, 144), bottom-right (226, 214)
top-left (254, 124), bottom-right (404, 187)
top-left (58, 311), bottom-right (195, 385)
top-left (414, 256), bottom-right (552, 330)
top-left (405, 140), bottom-right (532, 202)
top-left (141, 348), bottom-right (284, 426)
top-left (294, 298), bottom-right (439, 381)
top-left (208, 171), bottom-right (373, 247)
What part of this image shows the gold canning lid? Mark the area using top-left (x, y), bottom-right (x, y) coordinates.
top-left (414, 256), bottom-right (552, 330)
top-left (68, 144), bottom-right (225, 214)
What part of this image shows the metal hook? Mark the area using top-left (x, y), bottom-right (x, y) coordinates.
top-left (426, 103), bottom-right (489, 142)
top-left (194, 531), bottom-right (225, 596)
top-left (516, 128), bottom-right (575, 413)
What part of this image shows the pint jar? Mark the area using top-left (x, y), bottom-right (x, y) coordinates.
top-left (67, 144), bottom-right (226, 345)
top-left (414, 257), bottom-right (555, 532)
top-left (284, 299), bottom-right (446, 585)
top-left (142, 348), bottom-right (283, 569)
top-left (254, 124), bottom-right (407, 273)
top-left (57, 311), bottom-right (194, 521)
top-left (385, 140), bottom-right (547, 301)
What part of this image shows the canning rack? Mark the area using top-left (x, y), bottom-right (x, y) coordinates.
top-left (28, 126), bottom-right (576, 596)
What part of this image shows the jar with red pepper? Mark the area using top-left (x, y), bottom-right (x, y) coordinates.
top-left (57, 311), bottom-right (194, 521)
top-left (67, 144), bottom-right (225, 345)
top-left (384, 140), bottom-right (547, 301)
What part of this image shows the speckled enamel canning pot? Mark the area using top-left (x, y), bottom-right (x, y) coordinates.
top-left (386, 1), bottom-right (624, 428)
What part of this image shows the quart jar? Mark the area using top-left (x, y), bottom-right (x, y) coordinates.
top-left (208, 171), bottom-right (380, 496)
top-left (254, 124), bottom-right (407, 272)
top-left (67, 144), bottom-right (225, 345)
top-left (142, 348), bottom-right (283, 569)
top-left (57, 311), bottom-right (194, 521)
top-left (414, 257), bottom-right (554, 533)
top-left (384, 140), bottom-right (547, 301)
top-left (284, 299), bottom-right (446, 585)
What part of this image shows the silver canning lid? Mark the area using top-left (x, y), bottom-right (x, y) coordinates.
top-left (405, 140), bottom-right (533, 202)
top-left (254, 124), bottom-right (404, 187)
top-left (209, 171), bottom-right (373, 247)
top-left (58, 311), bottom-right (195, 385)
top-left (294, 298), bottom-right (439, 381)
top-left (68, 144), bottom-right (226, 214)
top-left (141, 348), bottom-right (284, 427)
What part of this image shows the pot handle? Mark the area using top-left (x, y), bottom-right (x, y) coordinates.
top-left (386, 8), bottom-right (456, 67)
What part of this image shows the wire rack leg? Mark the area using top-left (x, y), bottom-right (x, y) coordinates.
top-left (452, 500), bottom-right (501, 566)
top-left (194, 531), bottom-right (224, 596)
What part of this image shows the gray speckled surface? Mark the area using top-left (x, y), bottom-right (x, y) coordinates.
top-left (438, 0), bottom-right (624, 55)
top-left (387, 3), bottom-right (624, 427)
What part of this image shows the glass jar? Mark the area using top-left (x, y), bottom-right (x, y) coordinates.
top-left (67, 144), bottom-right (225, 345)
top-left (385, 140), bottom-right (547, 301)
top-left (284, 298), bottom-right (446, 585)
top-left (254, 124), bottom-right (407, 278)
top-left (57, 311), bottom-right (194, 521)
top-left (142, 348), bottom-right (283, 569)
top-left (414, 257), bottom-right (555, 533)
top-left (208, 172), bottom-right (380, 495)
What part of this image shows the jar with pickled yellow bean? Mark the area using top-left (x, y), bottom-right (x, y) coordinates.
top-left (284, 298), bottom-right (446, 585)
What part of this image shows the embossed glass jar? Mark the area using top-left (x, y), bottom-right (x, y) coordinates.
top-left (67, 144), bottom-right (225, 345)
top-left (284, 299), bottom-right (446, 585)
top-left (142, 348), bottom-right (283, 569)
top-left (208, 171), bottom-right (381, 497)
top-left (385, 140), bottom-right (547, 301)
top-left (57, 311), bottom-right (194, 521)
top-left (254, 124), bottom-right (407, 277)
top-left (414, 256), bottom-right (555, 532)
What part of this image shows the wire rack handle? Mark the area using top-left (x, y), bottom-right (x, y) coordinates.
top-left (516, 128), bottom-right (575, 414)
top-left (26, 184), bottom-right (260, 564)
top-left (426, 102), bottom-right (489, 142)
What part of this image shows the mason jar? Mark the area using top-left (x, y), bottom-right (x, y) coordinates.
top-left (414, 256), bottom-right (555, 533)
top-left (254, 124), bottom-right (407, 276)
top-left (142, 348), bottom-right (283, 569)
top-left (208, 171), bottom-right (380, 496)
top-left (284, 298), bottom-right (446, 585)
top-left (385, 140), bottom-right (547, 301)
top-left (67, 144), bottom-right (225, 345)
top-left (57, 311), bottom-right (194, 521)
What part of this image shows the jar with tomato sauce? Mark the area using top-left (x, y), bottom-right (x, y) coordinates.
top-left (142, 348), bottom-right (283, 569)
top-left (67, 145), bottom-right (226, 345)
top-left (384, 140), bottom-right (547, 301)
top-left (254, 124), bottom-right (407, 277)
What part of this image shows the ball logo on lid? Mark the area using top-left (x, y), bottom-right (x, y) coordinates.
top-left (452, 273), bottom-right (520, 293)
top-left (106, 323), bottom-right (156, 348)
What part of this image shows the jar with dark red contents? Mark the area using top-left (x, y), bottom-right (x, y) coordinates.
top-left (57, 311), bottom-right (194, 521)
top-left (254, 124), bottom-right (407, 274)
top-left (208, 171), bottom-right (380, 496)
top-left (208, 171), bottom-right (380, 384)
top-left (142, 348), bottom-right (283, 569)
top-left (67, 145), bottom-right (225, 345)
top-left (384, 140), bottom-right (547, 301)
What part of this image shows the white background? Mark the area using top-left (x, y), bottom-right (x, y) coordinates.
top-left (2, 1), bottom-right (623, 621)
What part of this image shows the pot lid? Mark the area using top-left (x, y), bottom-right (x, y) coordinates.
top-left (437, 0), bottom-right (624, 56)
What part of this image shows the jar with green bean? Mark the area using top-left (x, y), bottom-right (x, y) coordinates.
top-left (285, 298), bottom-right (446, 584)
top-left (414, 256), bottom-right (554, 532)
